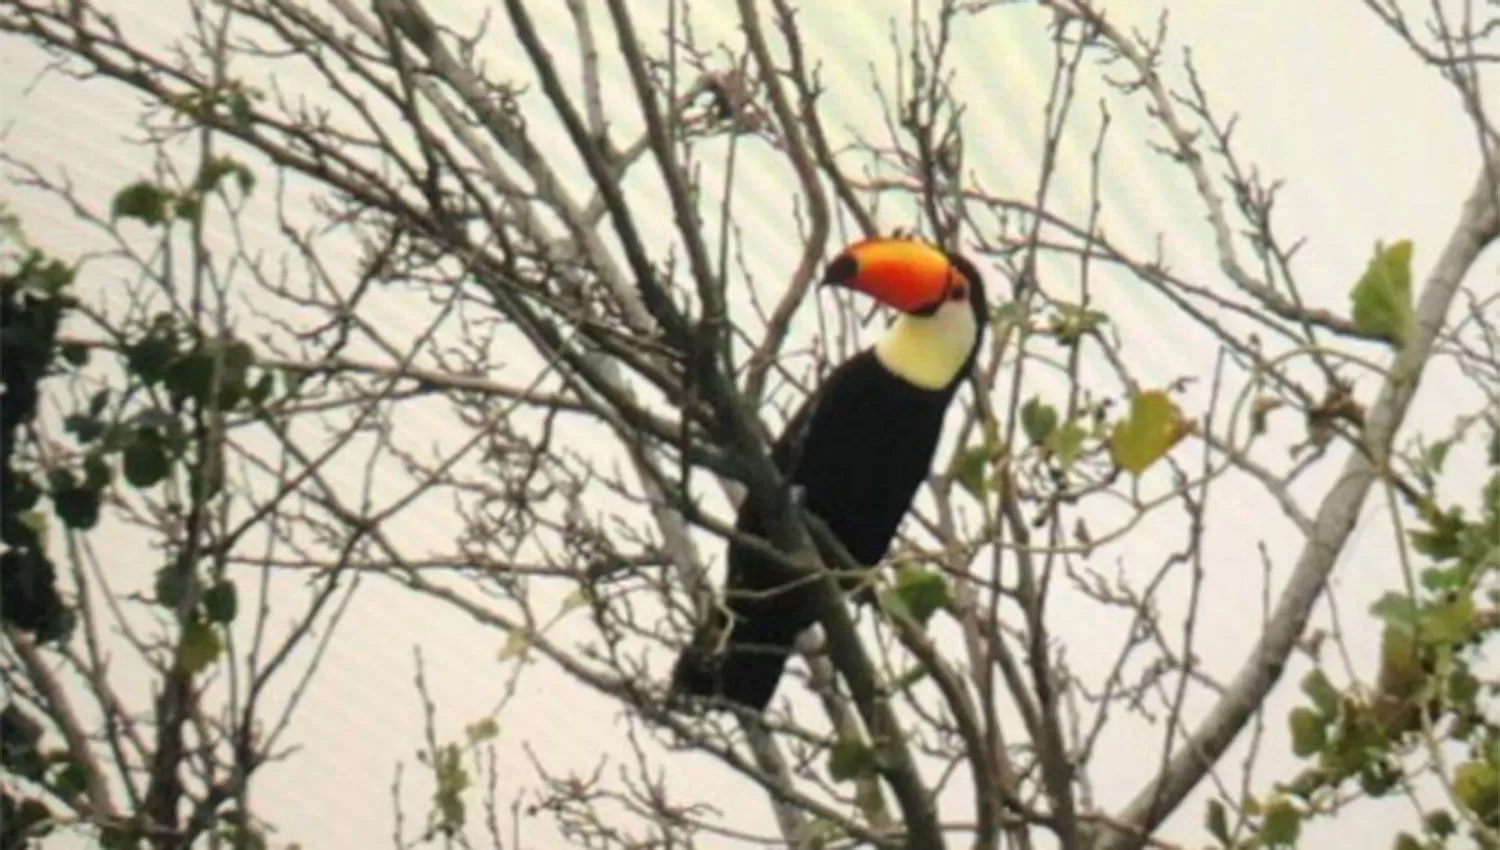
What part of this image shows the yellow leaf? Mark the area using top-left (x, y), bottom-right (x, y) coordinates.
top-left (1349, 239), bottom-right (1415, 344)
top-left (180, 619), bottom-right (223, 674)
top-left (499, 629), bottom-right (531, 661)
top-left (1109, 390), bottom-right (1191, 476)
top-left (558, 587), bottom-right (589, 615)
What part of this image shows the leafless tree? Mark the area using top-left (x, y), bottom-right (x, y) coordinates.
top-left (1, 1), bottom-right (1497, 849)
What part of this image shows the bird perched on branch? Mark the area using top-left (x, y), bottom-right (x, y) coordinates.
top-left (671, 237), bottom-right (989, 712)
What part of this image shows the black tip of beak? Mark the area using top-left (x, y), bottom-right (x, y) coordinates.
top-left (820, 253), bottom-right (858, 288)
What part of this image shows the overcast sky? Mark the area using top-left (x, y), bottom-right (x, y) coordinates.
top-left (3, 1), bottom-right (1496, 847)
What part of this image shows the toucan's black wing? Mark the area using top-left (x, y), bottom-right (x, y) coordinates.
top-left (766, 357), bottom-right (859, 477)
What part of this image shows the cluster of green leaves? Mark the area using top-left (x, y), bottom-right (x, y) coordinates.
top-left (2, 242), bottom-right (80, 644)
top-left (949, 385), bottom-right (1192, 506)
top-left (1205, 426), bottom-right (1500, 850)
top-left (416, 718), bottom-right (499, 842)
top-left (951, 237), bottom-right (1411, 513)
top-left (109, 311), bottom-right (276, 673)
top-left (164, 79), bottom-right (262, 135)
top-left (2, 172), bottom-right (279, 847)
top-left (111, 153), bottom-right (256, 229)
top-left (0, 220), bottom-right (133, 849)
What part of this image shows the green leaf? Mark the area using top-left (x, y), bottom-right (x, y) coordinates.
top-left (63, 413), bottom-right (105, 444)
top-left (99, 822), bottom-right (146, 850)
top-left (50, 756), bottom-right (89, 800)
top-left (1378, 627), bottom-right (1424, 703)
top-left (1410, 505), bottom-right (1466, 560)
top-left (195, 156), bottom-right (255, 196)
top-left (1205, 798), bottom-right (1231, 845)
top-left (1454, 760), bottom-right (1500, 817)
top-left (189, 452), bottom-right (225, 502)
top-left (990, 301), bottom-right (1026, 329)
top-left (1420, 438), bottom-right (1453, 482)
top-left (82, 453), bottom-right (111, 490)
top-left (203, 580), bottom-right (238, 624)
top-left (1259, 797), bottom-right (1302, 847)
top-left (17, 509), bottom-right (49, 542)
top-left (1046, 421), bottom-right (1088, 469)
top-left (1391, 833), bottom-right (1421, 850)
top-left (889, 565), bottom-right (951, 626)
top-left (125, 317), bottom-right (179, 384)
top-left (432, 742), bottom-right (470, 834)
top-left (216, 823), bottom-right (268, 850)
top-left (465, 718), bottom-right (499, 743)
top-left (123, 431), bottom-right (171, 489)
top-left (1284, 768), bottom-right (1327, 801)
top-left (828, 736), bottom-right (876, 782)
top-left (281, 369), bottom-right (307, 399)
top-left (179, 618), bottom-right (223, 674)
top-left (246, 371), bottom-right (275, 410)
top-left (876, 587), bottom-right (915, 623)
top-left (47, 468), bottom-right (77, 495)
top-left (154, 565), bottom-right (188, 610)
top-left (235, 164), bottom-right (256, 196)
top-left (175, 195), bottom-right (204, 224)
top-left (1448, 669), bottom-right (1480, 708)
top-left (110, 181), bottom-right (172, 226)
top-left (803, 818), bottom-right (842, 850)
top-left (9, 469), bottom-right (41, 512)
top-left (51, 486), bottom-right (100, 530)
top-left (1021, 398), bottom-right (1059, 446)
top-left (1371, 592), bottom-right (1420, 634)
top-left (1349, 239), bottom-right (1415, 344)
top-left (1356, 764), bottom-right (1398, 800)
top-left (1109, 390), bottom-right (1190, 476)
top-left (1288, 706), bottom-right (1326, 758)
top-left (1420, 564), bottom-right (1466, 591)
top-left (888, 662), bottom-right (931, 693)
top-left (1424, 809), bottom-right (1456, 838)
top-left (1420, 595), bottom-right (1475, 644)
top-left (58, 342), bottom-right (89, 367)
top-left (1300, 669), bottom-right (1340, 716)
top-left (953, 443), bottom-right (990, 499)
top-left (228, 90), bottom-right (254, 130)
top-left (1050, 303), bottom-right (1110, 344)
top-left (0, 200), bottom-right (23, 244)
top-left (164, 349), bottom-right (216, 406)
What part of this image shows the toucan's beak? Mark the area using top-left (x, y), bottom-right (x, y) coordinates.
top-left (820, 237), bottom-right (956, 315)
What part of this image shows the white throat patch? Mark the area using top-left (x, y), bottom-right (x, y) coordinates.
top-left (873, 298), bottom-right (978, 391)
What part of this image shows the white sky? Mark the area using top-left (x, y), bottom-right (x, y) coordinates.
top-left (3, 1), bottom-right (1497, 848)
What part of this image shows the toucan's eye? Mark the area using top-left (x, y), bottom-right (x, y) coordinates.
top-left (946, 266), bottom-right (968, 300)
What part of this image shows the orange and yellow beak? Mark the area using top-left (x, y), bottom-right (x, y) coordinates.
top-left (820, 237), bottom-right (960, 315)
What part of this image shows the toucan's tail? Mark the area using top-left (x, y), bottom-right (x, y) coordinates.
top-left (671, 609), bottom-right (805, 712)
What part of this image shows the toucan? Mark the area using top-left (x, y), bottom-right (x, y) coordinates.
top-left (671, 237), bottom-right (988, 712)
